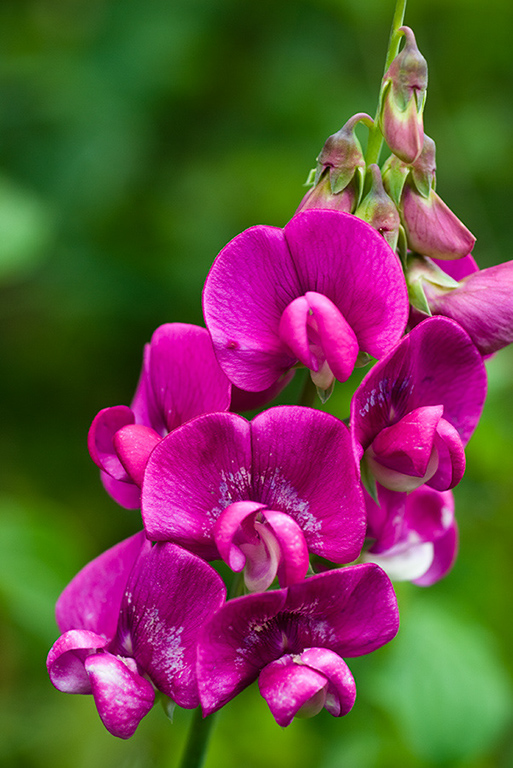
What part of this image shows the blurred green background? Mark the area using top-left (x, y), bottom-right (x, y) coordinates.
top-left (2, 0), bottom-right (513, 766)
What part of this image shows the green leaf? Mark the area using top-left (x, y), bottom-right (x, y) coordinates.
top-left (368, 599), bottom-right (513, 763)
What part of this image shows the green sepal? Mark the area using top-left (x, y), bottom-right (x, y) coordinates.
top-left (305, 168), bottom-right (316, 186)
top-left (161, 695), bottom-right (177, 723)
top-left (355, 351), bottom-right (372, 369)
top-left (407, 275), bottom-right (432, 315)
top-left (360, 457), bottom-right (379, 505)
top-left (316, 379), bottom-right (335, 404)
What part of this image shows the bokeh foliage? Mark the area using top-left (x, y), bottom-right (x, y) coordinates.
top-left (1, 1), bottom-right (513, 766)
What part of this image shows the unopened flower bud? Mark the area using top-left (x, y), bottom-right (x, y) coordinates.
top-left (355, 164), bottom-right (400, 250)
top-left (296, 172), bottom-right (356, 214)
top-left (298, 113), bottom-right (373, 213)
top-left (380, 27), bottom-right (428, 164)
top-left (400, 183), bottom-right (476, 259)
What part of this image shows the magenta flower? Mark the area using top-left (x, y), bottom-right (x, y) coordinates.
top-left (47, 533), bottom-right (226, 739)
top-left (196, 564), bottom-right (399, 725)
top-left (362, 485), bottom-right (458, 586)
top-left (203, 209), bottom-right (409, 394)
top-left (409, 256), bottom-right (513, 356)
top-left (88, 323), bottom-right (231, 508)
top-left (142, 406), bottom-right (365, 591)
top-left (351, 316), bottom-right (487, 494)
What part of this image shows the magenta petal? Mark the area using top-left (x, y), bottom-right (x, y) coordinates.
top-left (432, 254), bottom-right (479, 282)
top-left (364, 486), bottom-right (407, 553)
top-left (305, 291), bottom-right (359, 382)
top-left (283, 210), bottom-right (408, 358)
top-left (262, 508), bottom-right (309, 587)
top-left (284, 565), bottom-right (399, 657)
top-left (251, 406), bottom-right (365, 563)
top-left (142, 412), bottom-right (252, 558)
top-left (85, 653), bottom-right (155, 739)
top-left (428, 418), bottom-right (466, 491)
top-left (146, 323), bottom-right (232, 432)
top-left (214, 500), bottom-right (267, 572)
top-left (100, 470), bottom-right (142, 509)
top-left (88, 406), bottom-right (135, 480)
top-left (279, 295), bottom-right (315, 369)
top-left (116, 543), bottom-right (226, 709)
top-left (405, 486), bottom-right (455, 542)
top-left (352, 316), bottom-right (487, 455)
top-left (56, 531), bottom-right (149, 636)
top-left (203, 224), bottom-right (300, 391)
top-left (426, 261), bottom-right (513, 355)
top-left (259, 655), bottom-right (330, 727)
top-left (414, 520), bottom-right (458, 586)
top-left (47, 629), bottom-right (109, 694)
top-left (370, 405), bottom-right (442, 477)
top-left (197, 589), bottom-right (288, 715)
top-left (299, 647), bottom-right (356, 717)
top-left (113, 424), bottom-right (161, 487)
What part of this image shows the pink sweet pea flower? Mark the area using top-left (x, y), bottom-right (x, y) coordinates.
top-left (351, 316), bottom-right (487, 494)
top-left (47, 533), bottom-right (226, 739)
top-left (203, 209), bottom-right (409, 394)
top-left (142, 405), bottom-right (365, 591)
top-left (196, 564), bottom-right (399, 725)
top-left (362, 485), bottom-right (458, 586)
top-left (88, 323), bottom-right (231, 508)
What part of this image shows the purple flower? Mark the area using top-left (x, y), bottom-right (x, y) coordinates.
top-left (362, 485), bottom-right (458, 585)
top-left (88, 323), bottom-right (231, 508)
top-left (142, 406), bottom-right (365, 591)
top-left (196, 564), bottom-right (399, 725)
top-left (47, 533), bottom-right (226, 738)
top-left (203, 209), bottom-right (409, 394)
top-left (351, 316), bottom-right (487, 494)
top-left (409, 256), bottom-right (513, 356)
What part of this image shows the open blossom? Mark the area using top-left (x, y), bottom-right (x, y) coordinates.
top-left (88, 323), bottom-right (231, 508)
top-left (362, 485), bottom-right (458, 586)
top-left (203, 209), bottom-right (409, 394)
top-left (47, 532), bottom-right (226, 739)
top-left (142, 405), bottom-right (365, 591)
top-left (351, 316), bottom-right (487, 494)
top-left (197, 564), bottom-right (399, 726)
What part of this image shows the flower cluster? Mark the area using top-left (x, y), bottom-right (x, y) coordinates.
top-left (47, 19), bottom-right (510, 743)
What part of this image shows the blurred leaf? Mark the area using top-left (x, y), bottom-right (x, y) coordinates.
top-left (369, 598), bottom-right (513, 763)
top-left (0, 177), bottom-right (54, 282)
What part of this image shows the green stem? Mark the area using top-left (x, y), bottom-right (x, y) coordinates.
top-left (365, 0), bottom-right (408, 166)
top-left (179, 708), bottom-right (217, 768)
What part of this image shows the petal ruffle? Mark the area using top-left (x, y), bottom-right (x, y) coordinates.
top-left (47, 629), bottom-right (109, 694)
